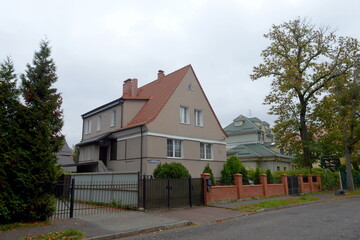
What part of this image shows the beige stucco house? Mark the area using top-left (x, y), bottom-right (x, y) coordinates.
top-left (77, 65), bottom-right (227, 177)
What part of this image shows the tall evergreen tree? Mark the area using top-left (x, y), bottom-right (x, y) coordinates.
top-left (0, 57), bottom-right (25, 223)
top-left (19, 40), bottom-right (64, 221)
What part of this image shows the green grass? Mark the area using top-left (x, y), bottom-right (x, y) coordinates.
top-left (345, 190), bottom-right (360, 196)
top-left (0, 221), bottom-right (51, 232)
top-left (18, 228), bottom-right (84, 240)
top-left (234, 196), bottom-right (320, 212)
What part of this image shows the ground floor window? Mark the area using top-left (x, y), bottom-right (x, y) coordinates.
top-left (167, 139), bottom-right (182, 158)
top-left (200, 143), bottom-right (212, 159)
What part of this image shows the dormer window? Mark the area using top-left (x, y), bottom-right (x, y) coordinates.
top-left (234, 120), bottom-right (244, 127)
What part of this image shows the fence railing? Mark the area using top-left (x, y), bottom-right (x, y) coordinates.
top-left (52, 178), bottom-right (138, 219)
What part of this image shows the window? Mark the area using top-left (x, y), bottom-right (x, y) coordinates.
top-left (280, 148), bottom-right (284, 155)
top-left (111, 110), bottom-right (116, 127)
top-left (200, 143), bottom-right (212, 159)
top-left (167, 139), bottom-right (182, 158)
top-left (277, 166), bottom-right (280, 171)
top-left (96, 115), bottom-right (102, 131)
top-left (180, 106), bottom-right (189, 124)
top-left (85, 119), bottom-right (92, 134)
top-left (195, 109), bottom-right (203, 126)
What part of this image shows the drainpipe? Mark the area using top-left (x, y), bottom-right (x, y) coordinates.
top-left (140, 125), bottom-right (143, 177)
top-left (120, 99), bottom-right (124, 128)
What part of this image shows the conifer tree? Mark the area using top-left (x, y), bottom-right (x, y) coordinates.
top-left (19, 40), bottom-right (64, 221)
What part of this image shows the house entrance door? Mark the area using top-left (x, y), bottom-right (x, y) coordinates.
top-left (99, 146), bottom-right (108, 166)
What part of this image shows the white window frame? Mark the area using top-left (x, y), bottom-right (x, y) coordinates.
top-left (200, 143), bottom-right (212, 160)
top-left (167, 139), bottom-right (183, 158)
top-left (85, 119), bottom-right (92, 134)
top-left (96, 115), bottom-right (102, 131)
top-left (180, 106), bottom-right (189, 124)
top-left (195, 109), bottom-right (203, 126)
top-left (111, 110), bottom-right (116, 127)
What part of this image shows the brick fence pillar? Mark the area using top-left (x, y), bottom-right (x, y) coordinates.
top-left (307, 174), bottom-right (313, 192)
top-left (316, 174), bottom-right (322, 191)
top-left (234, 173), bottom-right (243, 199)
top-left (201, 173), bottom-right (211, 206)
top-left (260, 174), bottom-right (268, 196)
top-left (297, 174), bottom-right (304, 193)
top-left (281, 174), bottom-right (288, 195)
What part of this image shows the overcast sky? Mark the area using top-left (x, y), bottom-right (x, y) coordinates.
top-left (1, 0), bottom-right (359, 147)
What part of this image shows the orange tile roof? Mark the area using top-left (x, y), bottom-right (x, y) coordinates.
top-left (120, 64), bottom-right (191, 129)
top-left (117, 64), bottom-right (227, 137)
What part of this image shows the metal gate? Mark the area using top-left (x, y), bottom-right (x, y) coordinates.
top-left (52, 177), bottom-right (75, 219)
top-left (288, 176), bottom-right (299, 195)
top-left (138, 177), bottom-right (203, 210)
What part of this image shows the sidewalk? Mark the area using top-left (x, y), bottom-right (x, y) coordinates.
top-left (0, 192), bottom-right (356, 240)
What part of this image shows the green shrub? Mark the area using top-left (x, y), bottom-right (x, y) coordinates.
top-left (153, 162), bottom-right (190, 178)
top-left (266, 169), bottom-right (273, 184)
top-left (203, 163), bottom-right (215, 185)
top-left (221, 156), bottom-right (248, 185)
top-left (272, 168), bottom-right (339, 190)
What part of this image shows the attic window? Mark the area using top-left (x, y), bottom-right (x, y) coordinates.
top-left (187, 83), bottom-right (194, 91)
top-left (234, 120), bottom-right (244, 127)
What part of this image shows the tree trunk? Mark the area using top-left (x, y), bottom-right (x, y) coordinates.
top-left (341, 114), bottom-right (354, 191)
top-left (299, 99), bottom-right (312, 171)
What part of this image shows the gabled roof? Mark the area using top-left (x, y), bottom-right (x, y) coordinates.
top-left (227, 143), bottom-right (292, 159)
top-left (123, 65), bottom-right (191, 129)
top-left (224, 114), bottom-right (262, 135)
top-left (117, 65), bottom-right (226, 136)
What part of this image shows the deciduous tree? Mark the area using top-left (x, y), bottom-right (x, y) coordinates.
top-left (251, 18), bottom-right (358, 170)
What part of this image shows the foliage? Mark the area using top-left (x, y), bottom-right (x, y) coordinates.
top-left (251, 17), bottom-right (359, 170)
top-left (19, 228), bottom-right (84, 240)
top-left (153, 162), bottom-right (190, 178)
top-left (220, 156), bottom-right (248, 185)
top-left (272, 168), bottom-right (340, 190)
top-left (234, 196), bottom-right (320, 212)
top-left (0, 41), bottom-right (64, 224)
top-left (266, 169), bottom-right (273, 184)
top-left (72, 144), bottom-right (80, 164)
top-left (203, 163), bottom-right (215, 185)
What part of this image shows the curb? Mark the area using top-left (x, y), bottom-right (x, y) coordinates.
top-left (84, 220), bottom-right (192, 240)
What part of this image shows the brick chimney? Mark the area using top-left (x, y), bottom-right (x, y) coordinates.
top-left (123, 78), bottom-right (138, 97)
top-left (158, 70), bottom-right (165, 80)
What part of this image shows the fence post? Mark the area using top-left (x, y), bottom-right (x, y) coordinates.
top-left (297, 174), bottom-right (304, 194)
top-left (201, 173), bottom-right (211, 206)
top-left (69, 179), bottom-right (75, 218)
top-left (281, 174), bottom-right (288, 195)
top-left (234, 174), bottom-right (243, 199)
top-left (307, 174), bottom-right (313, 192)
top-left (143, 176), bottom-right (147, 210)
top-left (316, 174), bottom-right (322, 191)
top-left (189, 176), bottom-right (192, 208)
top-left (260, 174), bottom-right (268, 196)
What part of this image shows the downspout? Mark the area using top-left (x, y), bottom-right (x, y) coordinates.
top-left (140, 125), bottom-right (143, 177)
top-left (120, 99), bottom-right (124, 128)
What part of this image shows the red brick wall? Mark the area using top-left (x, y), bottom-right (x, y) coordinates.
top-left (201, 173), bottom-right (322, 205)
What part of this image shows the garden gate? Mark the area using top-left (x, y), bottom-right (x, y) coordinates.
top-left (138, 177), bottom-right (203, 210)
top-left (287, 176), bottom-right (299, 195)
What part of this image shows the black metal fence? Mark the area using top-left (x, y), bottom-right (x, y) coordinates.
top-left (138, 177), bottom-right (203, 210)
top-left (52, 178), bottom-right (138, 220)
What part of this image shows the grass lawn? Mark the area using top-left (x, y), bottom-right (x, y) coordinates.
top-left (234, 196), bottom-right (320, 212)
top-left (0, 221), bottom-right (51, 232)
top-left (18, 228), bottom-right (84, 240)
top-left (345, 190), bottom-right (360, 196)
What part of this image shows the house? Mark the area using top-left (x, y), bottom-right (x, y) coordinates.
top-left (57, 139), bottom-right (76, 172)
top-left (224, 115), bottom-right (292, 171)
top-left (77, 65), bottom-right (227, 177)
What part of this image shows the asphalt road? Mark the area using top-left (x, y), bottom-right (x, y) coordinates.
top-left (124, 197), bottom-right (360, 240)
